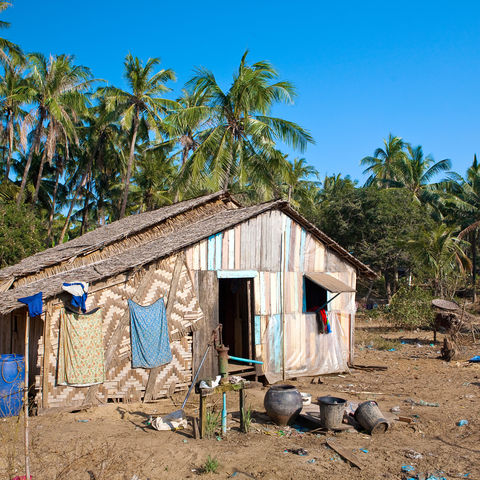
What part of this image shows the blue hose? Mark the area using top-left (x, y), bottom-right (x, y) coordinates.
top-left (228, 355), bottom-right (263, 365)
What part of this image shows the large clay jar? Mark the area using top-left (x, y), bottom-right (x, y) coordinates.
top-left (264, 384), bottom-right (303, 426)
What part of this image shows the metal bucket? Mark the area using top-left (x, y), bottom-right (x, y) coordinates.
top-left (354, 400), bottom-right (389, 434)
top-left (318, 396), bottom-right (346, 429)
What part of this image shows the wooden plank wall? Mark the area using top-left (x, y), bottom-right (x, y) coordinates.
top-left (193, 271), bottom-right (219, 379)
top-left (184, 209), bottom-right (359, 379)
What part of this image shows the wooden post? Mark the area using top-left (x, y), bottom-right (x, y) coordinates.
top-left (246, 279), bottom-right (252, 362)
top-left (199, 394), bottom-right (207, 439)
top-left (42, 307), bottom-right (51, 409)
top-left (24, 313), bottom-right (30, 479)
top-left (281, 228), bottom-right (287, 381)
top-left (239, 388), bottom-right (245, 432)
top-left (144, 253), bottom-right (184, 402)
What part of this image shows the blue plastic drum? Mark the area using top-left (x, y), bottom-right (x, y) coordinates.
top-left (0, 354), bottom-right (25, 417)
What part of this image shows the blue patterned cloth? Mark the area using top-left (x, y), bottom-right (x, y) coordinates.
top-left (18, 291), bottom-right (43, 317)
top-left (128, 297), bottom-right (172, 368)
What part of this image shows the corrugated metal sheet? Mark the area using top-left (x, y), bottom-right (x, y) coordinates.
top-left (305, 272), bottom-right (356, 293)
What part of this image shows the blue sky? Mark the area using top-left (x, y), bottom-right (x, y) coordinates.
top-left (5, 1), bottom-right (480, 183)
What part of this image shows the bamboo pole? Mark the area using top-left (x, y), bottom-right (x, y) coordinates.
top-left (24, 313), bottom-right (30, 479)
top-left (282, 228), bottom-right (287, 381)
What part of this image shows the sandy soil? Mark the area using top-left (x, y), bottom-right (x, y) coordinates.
top-left (1, 322), bottom-right (479, 480)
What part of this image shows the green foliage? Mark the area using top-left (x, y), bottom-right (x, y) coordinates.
top-left (0, 200), bottom-right (46, 267)
top-left (387, 285), bottom-right (434, 329)
top-left (204, 408), bottom-right (221, 439)
top-left (316, 185), bottom-right (433, 299)
top-left (241, 405), bottom-right (253, 433)
top-left (202, 455), bottom-right (219, 474)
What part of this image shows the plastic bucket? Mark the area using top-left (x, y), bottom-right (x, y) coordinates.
top-left (318, 396), bottom-right (346, 429)
top-left (354, 400), bottom-right (389, 434)
top-left (0, 354), bottom-right (25, 417)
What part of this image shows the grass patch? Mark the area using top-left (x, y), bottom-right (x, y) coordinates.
top-left (204, 408), bottom-right (221, 439)
top-left (202, 455), bottom-right (219, 474)
top-left (241, 405), bottom-right (252, 433)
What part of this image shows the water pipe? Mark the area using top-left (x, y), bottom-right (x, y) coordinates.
top-left (228, 355), bottom-right (263, 365)
top-left (222, 392), bottom-right (227, 434)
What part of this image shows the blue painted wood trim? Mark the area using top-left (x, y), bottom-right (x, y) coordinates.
top-left (215, 233), bottom-right (222, 270)
top-left (254, 315), bottom-right (261, 345)
top-left (216, 270), bottom-right (258, 278)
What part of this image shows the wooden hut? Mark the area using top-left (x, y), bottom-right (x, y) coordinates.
top-left (0, 192), bottom-right (374, 413)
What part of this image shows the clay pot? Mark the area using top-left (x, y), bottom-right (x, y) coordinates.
top-left (264, 384), bottom-right (303, 426)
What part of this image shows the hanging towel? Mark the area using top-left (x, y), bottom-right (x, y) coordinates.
top-left (18, 292), bottom-right (43, 317)
top-left (57, 308), bottom-right (105, 386)
top-left (62, 282), bottom-right (89, 313)
top-left (128, 297), bottom-right (172, 368)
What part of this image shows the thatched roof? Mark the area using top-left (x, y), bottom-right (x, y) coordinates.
top-left (0, 191), bottom-right (235, 284)
top-left (0, 195), bottom-right (375, 314)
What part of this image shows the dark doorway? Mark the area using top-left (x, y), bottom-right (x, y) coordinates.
top-left (218, 278), bottom-right (254, 360)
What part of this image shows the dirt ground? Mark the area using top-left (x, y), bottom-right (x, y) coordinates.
top-left (1, 321), bottom-right (479, 480)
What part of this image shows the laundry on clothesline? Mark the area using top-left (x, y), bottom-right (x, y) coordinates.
top-left (18, 291), bottom-right (43, 317)
top-left (129, 297), bottom-right (172, 369)
top-left (62, 281), bottom-right (89, 313)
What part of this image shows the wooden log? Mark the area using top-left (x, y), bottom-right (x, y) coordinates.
top-left (83, 264), bottom-right (158, 405)
top-left (326, 438), bottom-right (363, 469)
top-left (143, 253), bottom-right (184, 402)
top-left (350, 364), bottom-right (388, 371)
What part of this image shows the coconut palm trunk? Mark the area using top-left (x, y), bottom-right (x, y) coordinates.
top-left (33, 122), bottom-right (56, 203)
top-left (120, 112), bottom-right (139, 219)
top-left (17, 110), bottom-right (45, 205)
top-left (32, 148), bottom-right (47, 204)
top-left (81, 174), bottom-right (91, 234)
top-left (46, 163), bottom-right (61, 244)
top-left (4, 110), bottom-right (13, 179)
top-left (59, 158), bottom-right (92, 242)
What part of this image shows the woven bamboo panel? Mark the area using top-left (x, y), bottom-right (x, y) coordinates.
top-left (35, 255), bottom-right (202, 409)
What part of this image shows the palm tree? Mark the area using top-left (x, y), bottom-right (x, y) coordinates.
top-left (100, 54), bottom-right (176, 218)
top-left (184, 51), bottom-right (314, 192)
top-left (156, 88), bottom-right (211, 201)
top-left (17, 53), bottom-right (92, 206)
top-left (410, 224), bottom-right (471, 297)
top-left (387, 145), bottom-right (451, 202)
top-left (443, 155), bottom-right (480, 300)
top-left (0, 2), bottom-right (23, 66)
top-left (0, 59), bottom-right (30, 178)
top-left (281, 156), bottom-right (319, 206)
top-left (361, 134), bottom-right (407, 186)
top-left (132, 145), bottom-right (177, 211)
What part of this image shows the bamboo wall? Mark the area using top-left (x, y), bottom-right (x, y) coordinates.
top-left (19, 255), bottom-right (203, 411)
top-left (185, 210), bottom-right (356, 380)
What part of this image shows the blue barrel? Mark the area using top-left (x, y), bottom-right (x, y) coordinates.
top-left (0, 354), bottom-right (25, 417)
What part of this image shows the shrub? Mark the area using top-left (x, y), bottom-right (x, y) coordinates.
top-left (387, 285), bottom-right (433, 329)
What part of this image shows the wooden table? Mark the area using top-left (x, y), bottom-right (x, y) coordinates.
top-left (198, 381), bottom-right (247, 438)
